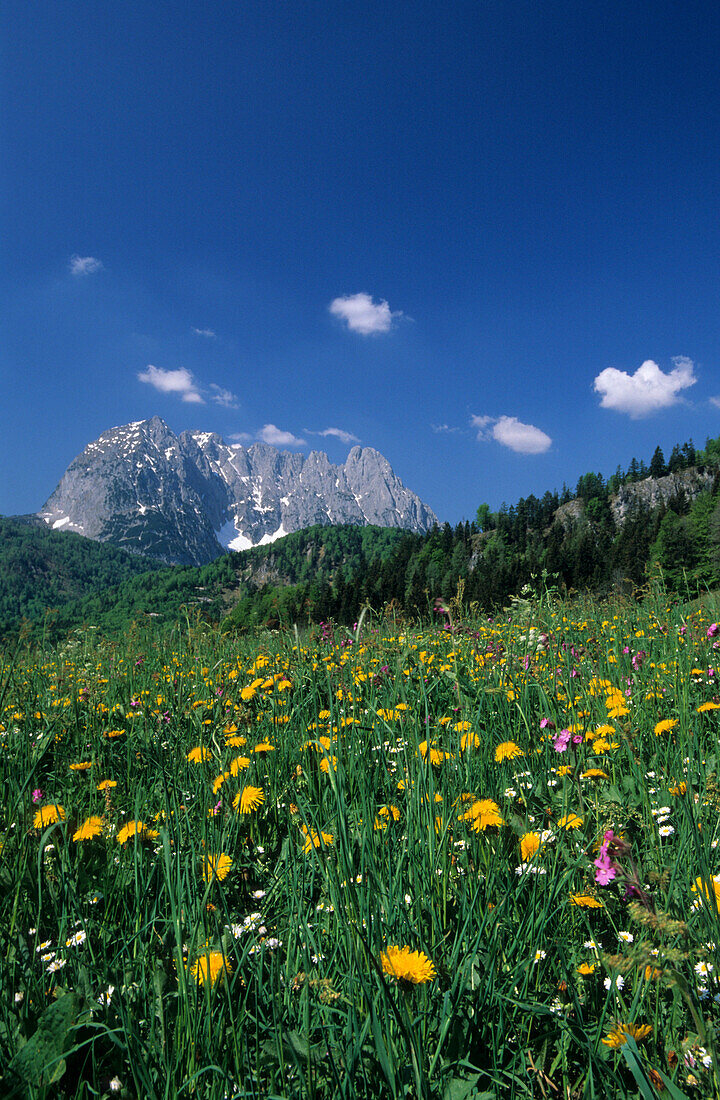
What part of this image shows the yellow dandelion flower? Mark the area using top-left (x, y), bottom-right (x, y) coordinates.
top-left (233, 786), bottom-right (264, 814)
top-left (33, 804), bottom-right (65, 828)
top-left (253, 741), bottom-right (275, 753)
top-left (187, 746), bottom-right (212, 763)
top-left (580, 768), bottom-right (609, 780)
top-left (692, 875), bottom-right (720, 913)
top-left (593, 739), bottom-right (619, 753)
top-left (520, 832), bottom-right (542, 861)
top-left (106, 728), bottom-right (125, 738)
top-left (212, 771), bottom-right (229, 794)
top-left (188, 949), bottom-right (232, 987)
top-left (602, 1022), bottom-right (652, 1048)
top-left (669, 781), bottom-right (687, 795)
top-left (569, 892), bottom-right (604, 908)
top-left (654, 718), bottom-right (678, 736)
top-left (72, 816), bottom-right (104, 842)
top-left (494, 741), bottom-right (524, 763)
top-left (460, 798), bottom-right (505, 832)
top-left (380, 945), bottom-right (436, 984)
top-left (225, 734), bottom-right (247, 748)
top-left (576, 962), bottom-right (596, 976)
top-left (557, 813), bottom-right (583, 830)
top-left (202, 853), bottom-right (233, 882)
top-left (418, 740), bottom-right (453, 764)
top-left (698, 701), bottom-right (720, 713)
top-left (229, 755), bottom-right (250, 776)
top-left (69, 761), bottom-right (92, 771)
top-left (374, 804), bottom-right (401, 830)
top-left (96, 779), bottom-right (117, 791)
top-left (116, 820), bottom-right (157, 844)
top-left (460, 730), bottom-right (480, 751)
top-left (301, 828), bottom-right (334, 853)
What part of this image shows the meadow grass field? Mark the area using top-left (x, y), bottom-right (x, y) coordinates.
top-left (4, 586), bottom-right (720, 1098)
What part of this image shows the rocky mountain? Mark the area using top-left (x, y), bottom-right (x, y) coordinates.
top-left (610, 467), bottom-right (716, 524)
top-left (38, 417), bottom-right (438, 566)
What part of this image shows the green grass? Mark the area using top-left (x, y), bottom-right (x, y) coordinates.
top-left (2, 589), bottom-right (720, 1097)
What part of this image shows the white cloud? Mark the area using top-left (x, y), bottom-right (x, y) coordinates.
top-left (192, 327), bottom-right (216, 338)
top-left (209, 383), bottom-right (239, 409)
top-left (259, 424), bottom-right (306, 446)
top-left (329, 292), bottom-right (400, 335)
top-left (137, 365), bottom-right (204, 404)
top-left (710, 396), bottom-right (720, 409)
top-left (432, 423), bottom-right (460, 434)
top-left (229, 432), bottom-right (254, 445)
top-left (69, 254), bottom-right (103, 276)
top-left (593, 357), bottom-right (696, 418)
top-left (308, 427), bottom-right (360, 445)
top-left (471, 414), bottom-right (552, 454)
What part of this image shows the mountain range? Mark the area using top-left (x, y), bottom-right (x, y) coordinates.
top-left (38, 417), bottom-right (438, 566)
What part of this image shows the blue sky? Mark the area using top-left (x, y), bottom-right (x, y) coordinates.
top-left (3, 0), bottom-right (720, 525)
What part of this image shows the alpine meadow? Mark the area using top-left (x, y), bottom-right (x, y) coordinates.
top-left (4, 513), bottom-right (720, 1096)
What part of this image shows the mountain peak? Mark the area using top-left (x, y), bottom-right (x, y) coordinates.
top-left (39, 420), bottom-right (438, 565)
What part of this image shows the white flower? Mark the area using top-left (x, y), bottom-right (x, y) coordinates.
top-left (695, 960), bottom-right (714, 976)
top-left (46, 958), bottom-right (67, 973)
top-left (14, 991), bottom-right (24, 1004)
top-left (584, 939), bottom-right (601, 951)
top-left (659, 825), bottom-right (675, 837)
top-left (604, 974), bottom-right (624, 990)
top-left (533, 949), bottom-right (547, 963)
top-left (109, 1077), bottom-right (122, 1094)
top-left (97, 985), bottom-right (115, 1006)
top-left (618, 931), bottom-right (634, 943)
top-left (66, 930), bottom-right (87, 947)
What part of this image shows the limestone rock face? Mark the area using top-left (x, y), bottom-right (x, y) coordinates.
top-left (39, 418), bottom-right (438, 565)
top-left (609, 467), bottom-right (716, 524)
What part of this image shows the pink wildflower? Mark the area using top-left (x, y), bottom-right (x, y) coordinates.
top-left (553, 729), bottom-right (571, 753)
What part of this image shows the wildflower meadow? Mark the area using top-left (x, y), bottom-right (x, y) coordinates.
top-left (4, 584), bottom-right (720, 1097)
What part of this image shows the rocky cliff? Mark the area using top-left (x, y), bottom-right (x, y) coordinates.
top-left (39, 418), bottom-right (438, 565)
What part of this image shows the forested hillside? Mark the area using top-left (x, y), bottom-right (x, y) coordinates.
top-left (0, 517), bottom-right (163, 632)
top-left (4, 433), bottom-right (720, 642)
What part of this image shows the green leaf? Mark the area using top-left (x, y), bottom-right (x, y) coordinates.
top-left (649, 1066), bottom-right (691, 1100)
top-left (371, 1011), bottom-right (396, 1095)
top-left (282, 1029), bottom-right (323, 1067)
top-left (441, 1074), bottom-right (481, 1100)
top-left (619, 1035), bottom-right (657, 1100)
top-left (7, 991), bottom-right (78, 1087)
